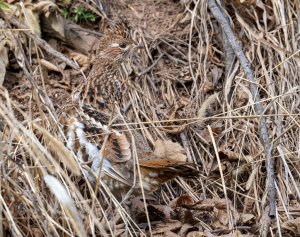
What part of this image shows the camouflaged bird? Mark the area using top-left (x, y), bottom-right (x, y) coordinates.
top-left (61, 21), bottom-right (199, 200)
top-left (72, 21), bottom-right (138, 107)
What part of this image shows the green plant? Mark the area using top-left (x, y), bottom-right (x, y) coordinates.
top-left (60, 5), bottom-right (96, 23)
top-left (72, 5), bottom-right (96, 23)
top-left (61, 8), bottom-right (69, 18)
top-left (0, 1), bottom-right (10, 10)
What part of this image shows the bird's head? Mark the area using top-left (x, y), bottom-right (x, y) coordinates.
top-left (97, 21), bottom-right (141, 65)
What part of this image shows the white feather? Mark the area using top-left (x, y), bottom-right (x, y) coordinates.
top-left (66, 124), bottom-right (75, 149)
top-left (73, 119), bottom-right (112, 178)
top-left (110, 43), bottom-right (119, 47)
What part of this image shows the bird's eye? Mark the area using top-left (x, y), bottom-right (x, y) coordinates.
top-left (119, 42), bottom-right (127, 48)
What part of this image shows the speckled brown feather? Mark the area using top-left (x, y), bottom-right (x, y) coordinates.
top-left (75, 108), bottom-right (199, 195)
top-left (72, 21), bottom-right (134, 108)
top-left (60, 21), bottom-right (199, 199)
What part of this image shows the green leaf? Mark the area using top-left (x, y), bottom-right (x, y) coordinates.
top-left (61, 8), bottom-right (69, 18)
top-left (0, 2), bottom-right (11, 10)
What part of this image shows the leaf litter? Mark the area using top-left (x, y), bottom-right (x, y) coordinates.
top-left (0, 0), bottom-right (300, 236)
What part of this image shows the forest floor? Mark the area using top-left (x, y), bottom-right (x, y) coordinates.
top-left (0, 0), bottom-right (300, 236)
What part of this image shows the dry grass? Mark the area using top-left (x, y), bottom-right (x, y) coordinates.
top-left (1, 0), bottom-right (300, 236)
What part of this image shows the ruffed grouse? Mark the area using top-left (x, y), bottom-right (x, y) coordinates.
top-left (61, 21), bottom-right (198, 199)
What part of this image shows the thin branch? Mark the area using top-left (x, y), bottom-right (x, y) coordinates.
top-left (137, 53), bottom-right (164, 76)
top-left (207, 0), bottom-right (276, 217)
top-left (0, 11), bottom-right (79, 70)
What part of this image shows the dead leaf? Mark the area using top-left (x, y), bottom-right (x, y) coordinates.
top-left (31, 227), bottom-right (44, 237)
top-left (240, 213), bottom-right (255, 225)
top-left (219, 149), bottom-right (253, 162)
top-left (201, 78), bottom-right (214, 94)
top-left (152, 221), bottom-right (183, 235)
top-left (19, 3), bottom-right (41, 36)
top-left (178, 223), bottom-right (194, 236)
top-left (234, 84), bottom-right (250, 108)
top-left (281, 217), bottom-right (300, 234)
top-left (150, 204), bottom-right (174, 220)
top-left (196, 128), bottom-right (212, 144)
top-left (40, 59), bottom-right (60, 72)
top-left (189, 198), bottom-right (240, 227)
top-left (154, 139), bottom-right (187, 162)
top-left (210, 66), bottom-right (223, 85)
top-left (131, 195), bottom-right (156, 210)
top-left (170, 195), bottom-right (194, 208)
top-left (186, 231), bottom-right (206, 237)
top-left (68, 50), bottom-right (90, 71)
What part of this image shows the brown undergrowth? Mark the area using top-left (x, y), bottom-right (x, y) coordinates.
top-left (0, 0), bottom-right (300, 236)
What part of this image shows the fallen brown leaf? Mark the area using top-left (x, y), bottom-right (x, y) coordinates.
top-left (154, 139), bottom-right (187, 162)
top-left (170, 195), bottom-right (194, 208)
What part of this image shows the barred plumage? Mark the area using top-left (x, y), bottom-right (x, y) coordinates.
top-left (60, 21), bottom-right (199, 200)
top-left (72, 21), bottom-right (136, 107)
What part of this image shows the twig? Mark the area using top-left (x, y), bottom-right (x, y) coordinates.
top-left (210, 226), bottom-right (251, 234)
top-left (137, 53), bottom-right (164, 76)
top-left (0, 58), bottom-right (6, 86)
top-left (135, 63), bottom-right (158, 92)
top-left (207, 0), bottom-right (276, 217)
top-left (180, 131), bottom-right (193, 163)
top-left (220, 24), bottom-right (235, 79)
top-left (0, 11), bottom-right (79, 70)
top-left (208, 125), bottom-right (234, 229)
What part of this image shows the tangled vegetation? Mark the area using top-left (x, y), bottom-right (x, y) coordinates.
top-left (0, 0), bottom-right (299, 236)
